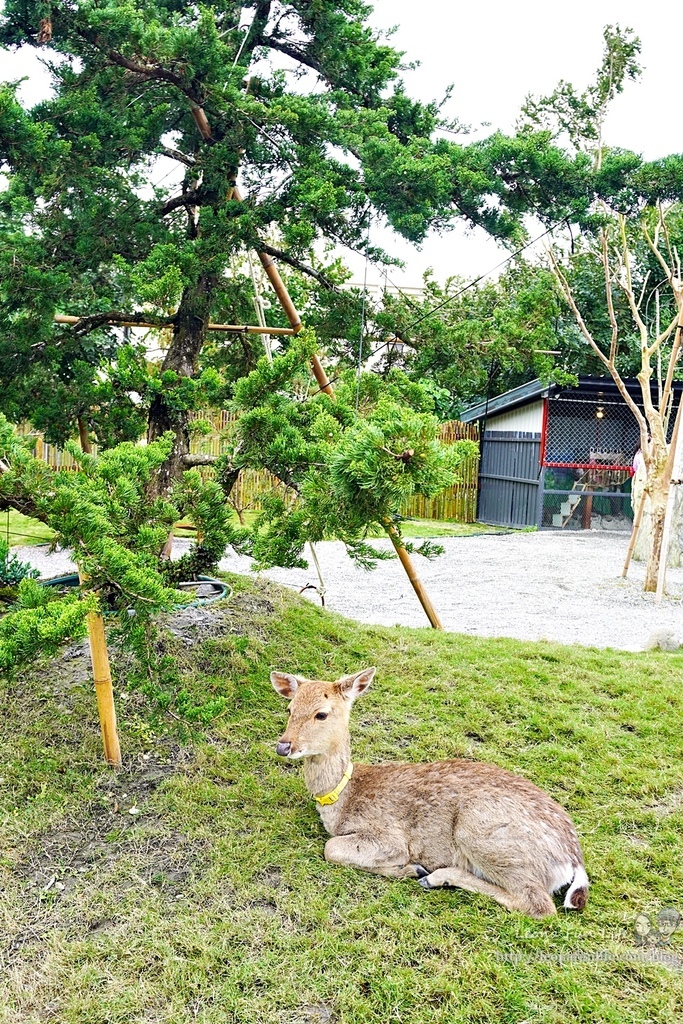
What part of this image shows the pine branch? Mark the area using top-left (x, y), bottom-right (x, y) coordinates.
top-left (69, 311), bottom-right (176, 335)
top-left (258, 244), bottom-right (341, 292)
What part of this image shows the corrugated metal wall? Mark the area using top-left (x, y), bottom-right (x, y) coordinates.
top-left (477, 430), bottom-right (541, 527)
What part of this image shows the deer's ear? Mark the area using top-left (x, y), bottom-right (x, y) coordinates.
top-left (271, 672), bottom-right (299, 699)
top-left (337, 666), bottom-right (376, 701)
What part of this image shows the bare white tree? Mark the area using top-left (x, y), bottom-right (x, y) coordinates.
top-left (546, 204), bottom-right (683, 591)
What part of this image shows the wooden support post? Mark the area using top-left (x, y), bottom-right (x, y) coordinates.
top-left (79, 572), bottom-right (122, 766)
top-left (655, 395), bottom-right (683, 602)
top-left (622, 489), bottom-right (647, 579)
top-left (384, 521), bottom-right (443, 630)
top-left (54, 315), bottom-right (295, 336)
top-left (187, 105), bottom-right (441, 625)
top-left (581, 492), bottom-right (593, 530)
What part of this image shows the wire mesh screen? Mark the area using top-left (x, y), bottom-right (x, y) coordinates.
top-left (543, 397), bottom-right (640, 470)
top-left (541, 488), bottom-right (634, 531)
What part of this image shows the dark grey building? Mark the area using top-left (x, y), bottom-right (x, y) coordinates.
top-left (460, 376), bottom-right (682, 531)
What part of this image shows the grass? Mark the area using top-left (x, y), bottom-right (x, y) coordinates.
top-left (388, 519), bottom-right (513, 539)
top-left (2, 510), bottom-right (54, 547)
top-left (5, 507), bottom-right (505, 547)
top-left (1, 576), bottom-right (682, 1023)
top-left (175, 513), bottom-right (511, 541)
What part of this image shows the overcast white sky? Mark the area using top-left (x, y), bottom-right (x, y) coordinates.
top-left (1, 0), bottom-right (681, 288)
top-left (359, 0), bottom-right (683, 287)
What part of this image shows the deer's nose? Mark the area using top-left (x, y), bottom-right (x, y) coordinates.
top-left (276, 740), bottom-right (292, 757)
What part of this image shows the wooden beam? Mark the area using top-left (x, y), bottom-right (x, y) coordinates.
top-left (54, 315), bottom-right (295, 336)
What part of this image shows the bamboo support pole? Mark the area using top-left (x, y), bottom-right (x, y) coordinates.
top-left (255, 250), bottom-right (302, 332)
top-left (54, 315), bottom-right (295, 336)
top-left (655, 395), bottom-right (683, 602)
top-left (186, 104), bottom-right (441, 625)
top-left (621, 489), bottom-right (647, 579)
top-left (191, 103), bottom-right (213, 141)
top-left (309, 353), bottom-right (335, 397)
top-left (383, 520), bottom-right (444, 629)
top-left (186, 107), bottom-right (332, 392)
top-left (78, 572), bottom-right (122, 767)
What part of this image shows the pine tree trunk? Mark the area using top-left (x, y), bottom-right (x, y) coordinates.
top-left (146, 273), bottom-right (215, 497)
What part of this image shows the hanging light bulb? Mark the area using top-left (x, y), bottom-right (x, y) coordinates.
top-left (596, 406), bottom-right (604, 419)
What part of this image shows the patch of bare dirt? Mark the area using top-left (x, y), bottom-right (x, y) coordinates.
top-left (14, 746), bottom-right (196, 893)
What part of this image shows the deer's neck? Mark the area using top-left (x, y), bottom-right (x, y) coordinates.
top-left (303, 740), bottom-right (352, 799)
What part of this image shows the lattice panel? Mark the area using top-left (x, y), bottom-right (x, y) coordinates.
top-left (544, 397), bottom-right (640, 470)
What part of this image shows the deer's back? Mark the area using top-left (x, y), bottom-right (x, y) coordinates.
top-left (324, 759), bottom-right (582, 873)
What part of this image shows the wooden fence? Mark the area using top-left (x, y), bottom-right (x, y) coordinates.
top-left (18, 414), bottom-right (480, 524)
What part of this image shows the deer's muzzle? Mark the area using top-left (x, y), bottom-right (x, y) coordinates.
top-left (276, 740), bottom-right (292, 757)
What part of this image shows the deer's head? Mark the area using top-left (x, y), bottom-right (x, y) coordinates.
top-left (271, 667), bottom-right (376, 759)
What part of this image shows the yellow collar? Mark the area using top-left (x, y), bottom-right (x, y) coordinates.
top-left (315, 763), bottom-right (354, 806)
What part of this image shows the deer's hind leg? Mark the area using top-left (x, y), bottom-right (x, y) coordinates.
top-left (419, 867), bottom-right (556, 919)
top-left (325, 834), bottom-right (425, 880)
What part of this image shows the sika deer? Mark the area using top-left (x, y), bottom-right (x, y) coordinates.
top-left (272, 667), bottom-right (588, 919)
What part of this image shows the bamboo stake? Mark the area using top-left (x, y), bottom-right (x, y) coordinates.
top-left (54, 315), bottom-right (295, 336)
top-left (78, 571), bottom-right (122, 767)
top-left (310, 353), bottom-right (335, 397)
top-left (383, 521), bottom-right (443, 629)
top-left (255, 250), bottom-right (302, 332)
top-left (187, 105), bottom-right (441, 625)
top-left (185, 107), bottom-right (332, 392)
top-left (655, 395), bottom-right (683, 602)
top-left (622, 489), bottom-right (647, 579)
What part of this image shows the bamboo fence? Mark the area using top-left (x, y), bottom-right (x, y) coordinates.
top-left (18, 414), bottom-right (480, 523)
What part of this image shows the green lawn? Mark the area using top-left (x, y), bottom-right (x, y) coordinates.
top-left (388, 519), bottom-right (513, 539)
top-left (2, 509), bottom-right (54, 547)
top-left (5, 509), bottom-right (509, 551)
top-left (175, 514), bottom-right (510, 541)
top-left (1, 576), bottom-right (682, 1023)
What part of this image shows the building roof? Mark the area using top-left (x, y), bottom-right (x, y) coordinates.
top-left (459, 379), bottom-right (548, 423)
top-left (459, 375), bottom-right (683, 423)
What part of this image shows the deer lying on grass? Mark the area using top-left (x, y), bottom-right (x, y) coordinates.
top-left (272, 667), bottom-right (588, 919)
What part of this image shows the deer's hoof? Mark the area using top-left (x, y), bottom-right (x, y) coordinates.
top-left (414, 864), bottom-right (430, 879)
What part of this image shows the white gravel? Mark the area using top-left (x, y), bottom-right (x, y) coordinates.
top-left (15, 530), bottom-right (683, 652)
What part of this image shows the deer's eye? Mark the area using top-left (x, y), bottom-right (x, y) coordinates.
top-left (315, 711), bottom-right (328, 721)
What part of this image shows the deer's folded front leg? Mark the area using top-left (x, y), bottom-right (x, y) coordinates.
top-left (325, 833), bottom-right (424, 879)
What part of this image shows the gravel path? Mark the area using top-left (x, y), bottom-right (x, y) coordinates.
top-left (16, 530), bottom-right (683, 652)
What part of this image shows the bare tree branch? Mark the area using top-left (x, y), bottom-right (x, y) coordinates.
top-left (545, 241), bottom-right (647, 431)
top-left (601, 228), bottom-right (620, 365)
top-left (182, 454), bottom-right (219, 466)
top-left (647, 312), bottom-right (679, 360)
top-left (160, 189), bottom-right (203, 216)
top-left (158, 146), bottom-right (196, 167)
top-left (68, 311), bottom-right (176, 336)
top-left (258, 244), bottom-right (342, 292)
top-left (643, 218), bottom-right (675, 290)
